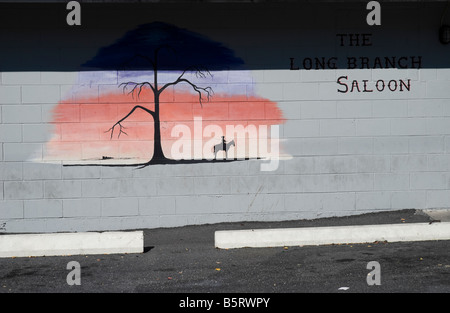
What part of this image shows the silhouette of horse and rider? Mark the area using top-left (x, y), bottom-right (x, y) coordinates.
top-left (213, 136), bottom-right (235, 159)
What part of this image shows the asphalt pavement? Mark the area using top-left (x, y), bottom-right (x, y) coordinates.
top-left (0, 209), bottom-right (449, 297)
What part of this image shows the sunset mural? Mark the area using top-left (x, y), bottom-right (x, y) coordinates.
top-left (43, 22), bottom-right (285, 166)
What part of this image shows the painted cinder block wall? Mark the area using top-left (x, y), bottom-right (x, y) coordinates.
top-left (1, 1), bottom-right (450, 233)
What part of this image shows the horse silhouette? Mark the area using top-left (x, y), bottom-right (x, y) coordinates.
top-left (214, 139), bottom-right (235, 159)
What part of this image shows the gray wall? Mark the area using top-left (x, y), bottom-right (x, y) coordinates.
top-left (1, 1), bottom-right (450, 233)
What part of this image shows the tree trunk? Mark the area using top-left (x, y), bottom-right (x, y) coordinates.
top-left (149, 91), bottom-right (168, 164)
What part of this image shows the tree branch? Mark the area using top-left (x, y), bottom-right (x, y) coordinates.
top-left (178, 78), bottom-right (214, 107)
top-left (158, 67), bottom-right (214, 107)
top-left (119, 81), bottom-right (155, 99)
top-left (106, 122), bottom-right (128, 139)
top-left (106, 105), bottom-right (155, 139)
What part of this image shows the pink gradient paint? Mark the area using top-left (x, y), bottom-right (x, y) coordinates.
top-left (45, 75), bottom-right (285, 163)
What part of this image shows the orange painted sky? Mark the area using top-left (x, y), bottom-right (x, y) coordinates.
top-left (45, 88), bottom-right (285, 162)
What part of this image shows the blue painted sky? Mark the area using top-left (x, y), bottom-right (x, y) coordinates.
top-left (83, 22), bottom-right (245, 71)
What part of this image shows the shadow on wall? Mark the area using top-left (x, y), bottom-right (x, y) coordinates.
top-left (0, 2), bottom-right (449, 72)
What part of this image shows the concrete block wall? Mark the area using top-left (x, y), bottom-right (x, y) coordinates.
top-left (1, 2), bottom-right (450, 233)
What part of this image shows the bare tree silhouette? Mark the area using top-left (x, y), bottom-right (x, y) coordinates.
top-left (83, 22), bottom-right (244, 165)
top-left (106, 50), bottom-right (214, 164)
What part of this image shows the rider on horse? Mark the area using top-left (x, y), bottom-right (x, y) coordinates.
top-left (221, 136), bottom-right (227, 151)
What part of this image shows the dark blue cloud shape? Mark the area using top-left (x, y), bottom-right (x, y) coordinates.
top-left (83, 22), bottom-right (245, 71)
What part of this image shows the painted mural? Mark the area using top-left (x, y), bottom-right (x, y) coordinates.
top-left (44, 22), bottom-right (285, 167)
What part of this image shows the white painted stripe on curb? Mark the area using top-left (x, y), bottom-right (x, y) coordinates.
top-left (0, 231), bottom-right (143, 258)
top-left (214, 222), bottom-right (450, 249)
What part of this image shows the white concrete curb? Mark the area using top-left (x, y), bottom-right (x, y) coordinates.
top-left (0, 231), bottom-right (144, 258)
top-left (215, 222), bottom-right (450, 249)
